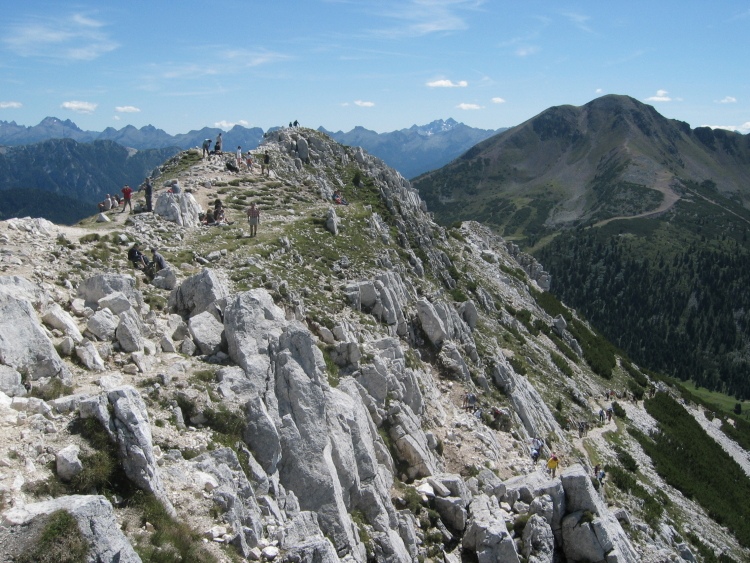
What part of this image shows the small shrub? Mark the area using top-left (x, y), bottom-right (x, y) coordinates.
top-left (612, 401), bottom-right (626, 419)
top-left (550, 351), bottom-right (574, 377)
top-left (132, 492), bottom-right (217, 562)
top-left (513, 514), bottom-right (530, 535)
top-left (615, 447), bottom-right (638, 473)
top-left (402, 486), bottom-right (424, 515)
top-left (79, 233), bottom-right (101, 244)
top-left (580, 510), bottom-right (595, 525)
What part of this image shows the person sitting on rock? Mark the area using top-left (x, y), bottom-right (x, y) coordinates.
top-left (98, 194), bottom-right (112, 212)
top-left (128, 243), bottom-right (153, 279)
top-left (202, 209), bottom-right (216, 225)
top-left (333, 190), bottom-right (349, 205)
top-left (151, 247), bottom-right (168, 272)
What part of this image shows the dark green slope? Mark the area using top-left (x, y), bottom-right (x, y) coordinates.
top-left (0, 188), bottom-right (90, 225)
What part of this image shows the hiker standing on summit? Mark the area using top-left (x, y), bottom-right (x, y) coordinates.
top-left (215, 133), bottom-right (222, 154)
top-left (139, 177), bottom-right (153, 212)
top-left (202, 138), bottom-right (212, 158)
top-left (262, 151), bottom-right (270, 175)
top-left (121, 184), bottom-right (133, 213)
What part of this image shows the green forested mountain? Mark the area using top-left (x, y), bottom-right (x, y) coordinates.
top-left (413, 95), bottom-right (750, 397)
top-left (538, 180), bottom-right (750, 398)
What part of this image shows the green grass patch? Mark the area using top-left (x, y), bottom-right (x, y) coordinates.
top-left (132, 492), bottom-right (218, 562)
top-left (16, 510), bottom-right (88, 563)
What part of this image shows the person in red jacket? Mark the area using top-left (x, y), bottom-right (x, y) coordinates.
top-left (121, 185), bottom-right (133, 213)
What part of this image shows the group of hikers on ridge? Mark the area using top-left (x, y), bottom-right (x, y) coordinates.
top-left (201, 135), bottom-right (271, 177)
top-left (97, 177), bottom-right (153, 215)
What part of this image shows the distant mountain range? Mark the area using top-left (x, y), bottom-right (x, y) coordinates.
top-left (0, 116), bottom-right (265, 152)
top-left (415, 94), bottom-right (750, 398)
top-left (0, 117), bottom-right (503, 180)
top-left (321, 119), bottom-right (504, 179)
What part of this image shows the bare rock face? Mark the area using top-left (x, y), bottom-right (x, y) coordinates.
top-left (463, 494), bottom-right (520, 563)
top-left (55, 444), bottom-right (83, 481)
top-left (522, 513), bottom-right (555, 563)
top-left (42, 302), bottom-right (83, 343)
top-left (79, 386), bottom-right (176, 517)
top-left (1, 495), bottom-right (141, 563)
top-left (489, 352), bottom-right (561, 440)
top-left (169, 268), bottom-right (228, 319)
top-left (325, 206), bottom-right (340, 235)
top-left (77, 273), bottom-right (144, 311)
top-left (189, 448), bottom-right (264, 557)
top-left (74, 339), bottom-right (106, 371)
top-left (188, 310), bottom-right (225, 355)
top-left (0, 290), bottom-right (72, 382)
top-left (559, 465), bottom-right (639, 563)
top-left (0, 364), bottom-right (26, 397)
top-left (154, 191), bottom-right (202, 227)
top-left (0, 275), bottom-right (47, 310)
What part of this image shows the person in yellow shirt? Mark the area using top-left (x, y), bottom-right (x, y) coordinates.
top-left (547, 453), bottom-right (560, 477)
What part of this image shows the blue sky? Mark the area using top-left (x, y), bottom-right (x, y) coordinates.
top-left (1, 1), bottom-right (748, 135)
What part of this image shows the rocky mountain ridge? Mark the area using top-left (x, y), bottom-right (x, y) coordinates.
top-left (0, 128), bottom-right (746, 562)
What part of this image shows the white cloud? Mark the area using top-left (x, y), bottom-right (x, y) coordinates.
top-left (214, 120), bottom-right (250, 130)
top-left (367, 0), bottom-right (482, 38)
top-left (0, 101), bottom-right (22, 109)
top-left (457, 103), bottom-right (482, 110)
top-left (706, 122), bottom-right (750, 134)
top-left (718, 96), bottom-right (737, 104)
top-left (516, 46), bottom-right (540, 57)
top-left (115, 106), bottom-right (141, 113)
top-left (61, 100), bottom-right (97, 114)
top-left (491, 97), bottom-right (505, 104)
top-left (354, 100), bottom-right (375, 107)
top-left (426, 79), bottom-right (468, 88)
top-left (563, 12), bottom-right (592, 33)
top-left (4, 13), bottom-right (118, 61)
top-left (223, 49), bottom-right (291, 67)
top-left (646, 89), bottom-right (672, 102)
top-left (595, 88), bottom-right (603, 94)
top-left (113, 115), bottom-right (120, 121)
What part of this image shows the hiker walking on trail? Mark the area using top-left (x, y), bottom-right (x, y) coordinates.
top-left (599, 408), bottom-right (605, 424)
top-left (236, 146), bottom-right (243, 168)
top-left (606, 406), bottom-right (614, 423)
top-left (547, 453), bottom-right (560, 478)
top-left (463, 393), bottom-right (477, 411)
top-left (262, 151), bottom-right (270, 175)
top-left (246, 202), bottom-right (260, 237)
top-left (121, 185), bottom-right (133, 213)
